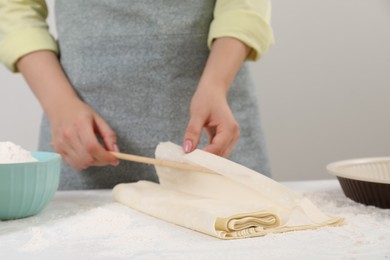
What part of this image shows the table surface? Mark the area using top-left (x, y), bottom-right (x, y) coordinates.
top-left (1, 179), bottom-right (389, 260)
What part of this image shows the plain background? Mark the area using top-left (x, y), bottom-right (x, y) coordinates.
top-left (1, 0), bottom-right (389, 181)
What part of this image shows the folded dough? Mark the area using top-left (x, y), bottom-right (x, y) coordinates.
top-left (113, 142), bottom-right (343, 239)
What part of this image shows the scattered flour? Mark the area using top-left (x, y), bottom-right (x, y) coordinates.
top-left (21, 227), bottom-right (53, 252)
top-left (1, 187), bottom-right (389, 258)
top-left (0, 141), bottom-right (37, 164)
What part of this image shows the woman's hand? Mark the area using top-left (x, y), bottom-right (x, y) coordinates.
top-left (183, 85), bottom-right (239, 158)
top-left (17, 50), bottom-right (119, 170)
top-left (49, 97), bottom-right (119, 170)
top-left (182, 37), bottom-right (251, 157)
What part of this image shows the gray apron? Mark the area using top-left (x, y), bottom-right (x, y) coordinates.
top-left (39, 0), bottom-right (271, 190)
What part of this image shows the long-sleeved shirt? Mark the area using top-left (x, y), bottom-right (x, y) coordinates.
top-left (0, 0), bottom-right (274, 72)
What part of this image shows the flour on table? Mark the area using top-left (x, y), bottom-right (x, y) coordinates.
top-left (1, 188), bottom-right (389, 259)
top-left (17, 204), bottom-right (173, 256)
top-left (21, 227), bottom-right (53, 252)
top-left (0, 141), bottom-right (37, 163)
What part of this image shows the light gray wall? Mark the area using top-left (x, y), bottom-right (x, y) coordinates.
top-left (252, 0), bottom-right (390, 180)
top-left (1, 0), bottom-right (389, 181)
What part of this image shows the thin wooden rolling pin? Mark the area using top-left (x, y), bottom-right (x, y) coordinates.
top-left (110, 152), bottom-right (215, 174)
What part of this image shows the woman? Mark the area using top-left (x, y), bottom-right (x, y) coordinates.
top-left (0, 0), bottom-right (274, 189)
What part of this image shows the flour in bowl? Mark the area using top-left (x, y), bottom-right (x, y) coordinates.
top-left (0, 141), bottom-right (37, 163)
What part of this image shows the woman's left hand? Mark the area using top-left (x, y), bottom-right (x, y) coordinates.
top-left (182, 37), bottom-right (250, 157)
top-left (183, 84), bottom-right (240, 158)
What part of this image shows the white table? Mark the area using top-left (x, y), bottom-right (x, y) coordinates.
top-left (1, 180), bottom-right (389, 260)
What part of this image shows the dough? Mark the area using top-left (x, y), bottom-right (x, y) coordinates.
top-left (113, 142), bottom-right (343, 239)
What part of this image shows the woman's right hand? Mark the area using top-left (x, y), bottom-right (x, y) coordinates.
top-left (49, 97), bottom-right (119, 170)
top-left (17, 50), bottom-right (119, 170)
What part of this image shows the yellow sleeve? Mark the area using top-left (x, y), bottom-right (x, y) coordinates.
top-left (208, 0), bottom-right (275, 61)
top-left (0, 0), bottom-right (58, 72)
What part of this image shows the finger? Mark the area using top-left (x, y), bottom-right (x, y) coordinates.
top-left (70, 131), bottom-right (98, 169)
top-left (93, 114), bottom-right (120, 165)
top-left (203, 122), bottom-right (240, 157)
top-left (183, 114), bottom-right (205, 153)
top-left (94, 114), bottom-right (119, 152)
top-left (202, 131), bottom-right (231, 156)
top-left (221, 125), bottom-right (240, 158)
top-left (78, 119), bottom-right (118, 166)
top-left (205, 127), bottom-right (216, 144)
top-left (52, 129), bottom-right (91, 169)
top-left (221, 138), bottom-right (237, 158)
top-left (63, 148), bottom-right (96, 170)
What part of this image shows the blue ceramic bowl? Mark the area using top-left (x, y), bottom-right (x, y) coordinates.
top-left (0, 152), bottom-right (61, 220)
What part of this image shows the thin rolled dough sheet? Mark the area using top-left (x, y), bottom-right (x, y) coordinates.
top-left (113, 142), bottom-right (344, 239)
